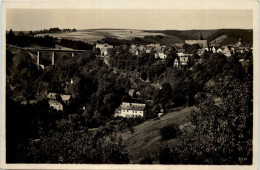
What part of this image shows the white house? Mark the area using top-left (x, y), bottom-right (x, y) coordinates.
top-left (179, 56), bottom-right (189, 66)
top-left (156, 49), bottom-right (167, 59)
top-left (115, 102), bottom-right (146, 118)
top-left (95, 43), bottom-right (113, 56)
top-left (47, 93), bottom-right (71, 111)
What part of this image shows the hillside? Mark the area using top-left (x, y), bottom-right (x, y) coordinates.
top-left (119, 106), bottom-right (198, 163)
top-left (146, 29), bottom-right (253, 45)
top-left (6, 45), bottom-right (38, 78)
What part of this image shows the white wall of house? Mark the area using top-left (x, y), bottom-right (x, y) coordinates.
top-left (119, 109), bottom-right (144, 117)
top-left (158, 53), bottom-right (167, 59)
top-left (217, 48), bottom-right (223, 53)
top-left (174, 59), bottom-right (179, 68)
top-left (49, 100), bottom-right (63, 111)
top-left (212, 47), bottom-right (217, 53)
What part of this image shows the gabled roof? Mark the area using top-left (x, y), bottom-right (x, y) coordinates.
top-left (223, 46), bottom-right (231, 54)
top-left (60, 94), bottom-right (71, 101)
top-left (155, 49), bottom-right (164, 53)
top-left (146, 46), bottom-right (154, 50)
top-left (47, 93), bottom-right (71, 101)
top-left (120, 102), bottom-right (146, 111)
top-left (47, 93), bottom-right (58, 100)
top-left (177, 49), bottom-right (185, 53)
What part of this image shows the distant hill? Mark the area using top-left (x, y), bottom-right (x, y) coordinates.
top-left (145, 29), bottom-right (253, 45)
top-left (34, 29), bottom-right (252, 46)
top-left (207, 29), bottom-right (253, 45)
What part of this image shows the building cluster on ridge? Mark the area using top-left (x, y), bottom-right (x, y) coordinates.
top-left (31, 33), bottom-right (252, 117)
top-left (93, 34), bottom-right (252, 118)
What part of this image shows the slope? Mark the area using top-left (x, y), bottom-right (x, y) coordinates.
top-left (119, 106), bottom-right (198, 163)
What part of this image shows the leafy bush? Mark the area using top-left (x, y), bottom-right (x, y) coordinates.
top-left (160, 124), bottom-right (180, 141)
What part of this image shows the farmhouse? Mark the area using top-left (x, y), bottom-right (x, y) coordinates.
top-left (47, 92), bottom-right (71, 111)
top-left (115, 102), bottom-right (146, 118)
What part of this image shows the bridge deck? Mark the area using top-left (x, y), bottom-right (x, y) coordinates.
top-left (24, 48), bottom-right (87, 53)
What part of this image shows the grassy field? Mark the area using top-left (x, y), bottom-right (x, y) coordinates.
top-left (119, 106), bottom-right (198, 164)
top-left (35, 29), bottom-right (166, 44)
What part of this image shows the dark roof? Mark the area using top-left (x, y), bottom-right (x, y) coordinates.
top-left (120, 102), bottom-right (146, 111)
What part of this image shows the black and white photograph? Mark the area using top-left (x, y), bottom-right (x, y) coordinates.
top-left (1, 0), bottom-right (259, 169)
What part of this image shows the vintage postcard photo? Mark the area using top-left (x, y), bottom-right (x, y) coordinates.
top-left (1, 0), bottom-right (259, 169)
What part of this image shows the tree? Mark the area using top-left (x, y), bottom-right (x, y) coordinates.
top-left (165, 55), bottom-right (174, 67)
top-left (141, 72), bottom-right (147, 81)
top-left (173, 75), bottom-right (253, 164)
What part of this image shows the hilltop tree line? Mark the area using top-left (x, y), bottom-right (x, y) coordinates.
top-left (39, 27), bottom-right (77, 34)
top-left (6, 29), bottom-right (93, 50)
top-left (7, 29), bottom-right (56, 48)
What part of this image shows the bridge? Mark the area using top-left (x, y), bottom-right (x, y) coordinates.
top-left (24, 48), bottom-right (87, 70)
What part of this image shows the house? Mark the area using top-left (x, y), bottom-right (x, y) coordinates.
top-left (176, 49), bottom-right (186, 57)
top-left (115, 102), bottom-right (146, 118)
top-left (222, 46), bottom-right (232, 57)
top-left (212, 46), bottom-right (221, 53)
top-left (155, 49), bottom-right (167, 59)
top-left (174, 58), bottom-right (180, 68)
top-left (138, 45), bottom-right (146, 52)
top-left (216, 47), bottom-right (224, 53)
top-left (128, 89), bottom-right (136, 97)
top-left (95, 43), bottom-right (113, 56)
top-left (179, 56), bottom-right (189, 66)
top-left (145, 46), bottom-right (154, 53)
top-left (129, 47), bottom-right (139, 55)
top-left (174, 56), bottom-right (189, 68)
top-left (47, 93), bottom-right (71, 111)
top-left (21, 100), bottom-right (37, 105)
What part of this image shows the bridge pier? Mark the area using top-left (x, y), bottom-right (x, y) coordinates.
top-left (72, 52), bottom-right (74, 57)
top-left (52, 52), bottom-right (55, 65)
top-left (37, 51), bottom-right (40, 70)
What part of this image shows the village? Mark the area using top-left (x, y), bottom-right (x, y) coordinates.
top-left (20, 33), bottom-right (252, 120)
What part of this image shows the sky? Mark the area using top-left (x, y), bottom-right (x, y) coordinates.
top-left (6, 9), bottom-right (252, 31)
